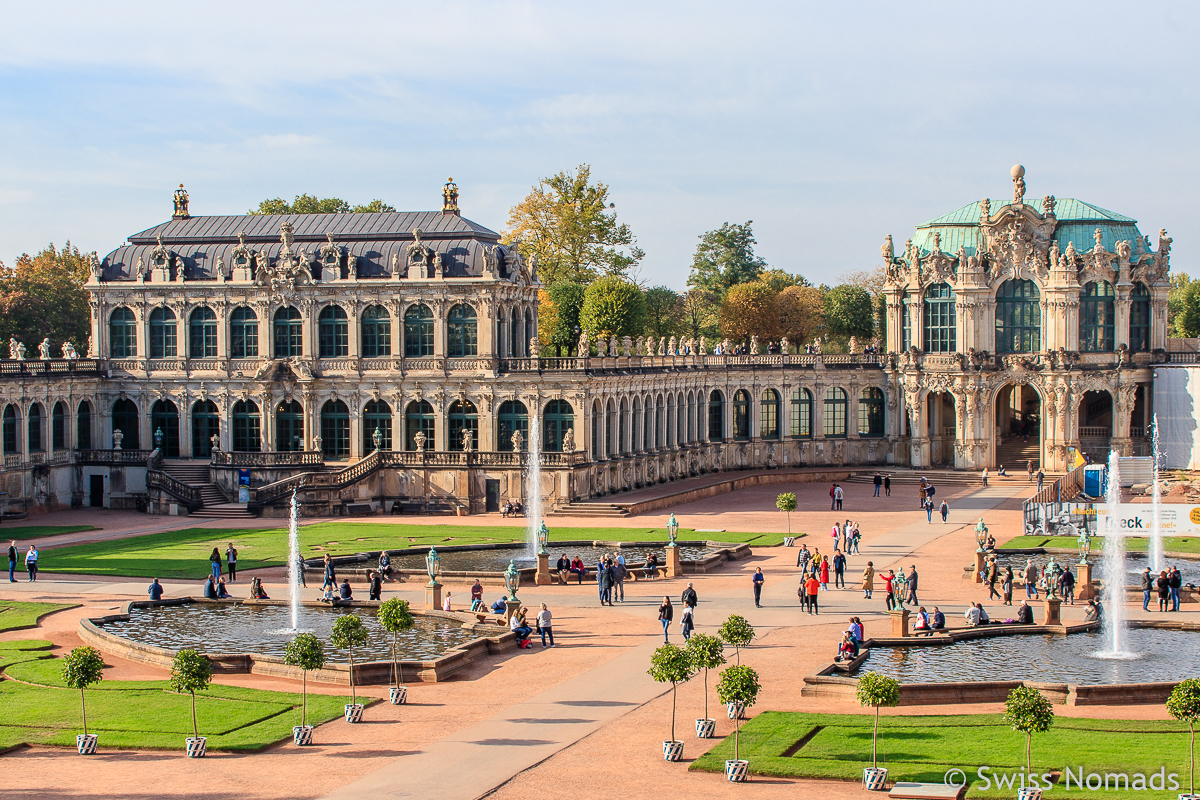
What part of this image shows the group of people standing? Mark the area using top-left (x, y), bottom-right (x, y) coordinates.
top-left (658, 583), bottom-right (698, 642)
top-left (7, 540), bottom-right (37, 581)
top-left (1143, 566), bottom-right (1184, 612)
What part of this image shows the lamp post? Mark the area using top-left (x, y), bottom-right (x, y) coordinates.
top-left (534, 521), bottom-right (551, 586)
top-left (974, 518), bottom-right (989, 552)
top-left (424, 546), bottom-right (443, 610)
top-left (154, 427), bottom-right (163, 450)
top-left (372, 426), bottom-right (382, 452)
top-left (537, 520), bottom-right (549, 555)
top-left (666, 513), bottom-right (679, 547)
top-left (504, 559), bottom-right (521, 601)
top-left (665, 512), bottom-right (682, 578)
top-left (973, 517), bottom-right (989, 583)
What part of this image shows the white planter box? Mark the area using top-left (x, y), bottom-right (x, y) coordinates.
top-left (695, 718), bottom-right (716, 738)
top-left (663, 740), bottom-right (684, 761)
top-left (186, 736), bottom-right (207, 758)
top-left (293, 725), bottom-right (313, 746)
top-left (344, 703), bottom-right (364, 723)
top-left (726, 701), bottom-right (746, 720)
top-left (863, 767), bottom-right (888, 791)
top-left (725, 759), bottom-right (749, 782)
top-left (1016, 789), bottom-right (1042, 800)
top-left (389, 685), bottom-right (407, 705)
top-left (76, 733), bottom-right (98, 755)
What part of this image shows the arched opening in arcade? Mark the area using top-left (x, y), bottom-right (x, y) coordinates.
top-left (926, 391), bottom-right (956, 467)
top-left (1077, 390), bottom-right (1114, 464)
top-left (995, 384), bottom-right (1041, 471)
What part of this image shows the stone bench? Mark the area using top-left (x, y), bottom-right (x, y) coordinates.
top-left (346, 503), bottom-right (374, 516)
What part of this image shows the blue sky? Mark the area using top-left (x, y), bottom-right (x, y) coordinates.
top-left (1, 1), bottom-right (1197, 288)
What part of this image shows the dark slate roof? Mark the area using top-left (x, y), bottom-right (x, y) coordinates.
top-left (100, 211), bottom-right (507, 282)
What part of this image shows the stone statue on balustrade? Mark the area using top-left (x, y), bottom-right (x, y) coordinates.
top-left (577, 330), bottom-right (589, 358)
top-left (38, 338), bottom-right (52, 360)
top-left (413, 430), bottom-right (426, 452)
top-left (62, 342), bottom-right (78, 360)
top-left (461, 428), bottom-right (474, 453)
top-left (9, 338), bottom-right (22, 360)
top-left (112, 429), bottom-right (124, 450)
top-left (699, 336), bottom-right (707, 355)
top-left (562, 428), bottom-right (576, 452)
top-left (780, 337), bottom-right (789, 354)
top-left (210, 434), bottom-right (221, 454)
top-left (529, 337), bottom-right (540, 358)
top-left (510, 429), bottom-right (523, 452)
top-left (750, 335), bottom-right (759, 354)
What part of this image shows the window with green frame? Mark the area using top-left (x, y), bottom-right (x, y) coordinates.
top-left (52, 402), bottom-right (66, 450)
top-left (2, 405), bottom-right (16, 454)
top-left (708, 391), bottom-right (725, 440)
top-left (447, 303), bottom-right (478, 357)
top-left (232, 400), bottom-right (261, 452)
top-left (76, 402), bottom-right (91, 450)
top-left (109, 307), bottom-right (137, 357)
top-left (318, 305), bottom-right (349, 358)
top-left (405, 400), bottom-right (435, 450)
top-left (275, 400), bottom-right (303, 452)
top-left (1079, 281), bottom-right (1115, 352)
top-left (543, 399), bottom-right (574, 452)
top-left (360, 305), bottom-right (391, 358)
top-left (900, 293), bottom-right (911, 351)
top-left (922, 283), bottom-right (956, 352)
top-left (189, 307), bottom-right (218, 358)
top-left (790, 388), bottom-right (812, 438)
top-left (995, 279), bottom-right (1041, 353)
top-left (149, 307), bottom-right (177, 358)
top-left (320, 399), bottom-right (350, 459)
top-left (732, 390), bottom-right (751, 440)
top-left (111, 398), bottom-right (140, 449)
top-left (404, 304), bottom-right (434, 357)
top-left (230, 306), bottom-right (258, 359)
top-left (27, 403), bottom-right (43, 452)
top-left (273, 306), bottom-right (302, 358)
top-left (191, 400), bottom-right (218, 457)
top-left (363, 400), bottom-right (392, 452)
top-left (497, 399), bottom-right (529, 451)
top-left (448, 400), bottom-right (478, 451)
top-left (760, 389), bottom-right (781, 440)
top-left (1130, 282), bottom-right (1151, 353)
top-left (858, 387), bottom-right (885, 437)
top-left (823, 387), bottom-right (848, 437)
top-left (150, 400), bottom-right (179, 457)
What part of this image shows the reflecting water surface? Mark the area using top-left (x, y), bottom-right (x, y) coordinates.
top-left (391, 545), bottom-right (719, 573)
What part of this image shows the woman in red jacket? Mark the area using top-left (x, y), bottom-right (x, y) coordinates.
top-left (882, 569), bottom-right (896, 610)
top-left (819, 556), bottom-right (830, 590)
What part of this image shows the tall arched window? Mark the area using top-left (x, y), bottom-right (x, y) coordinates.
top-left (686, 393), bottom-right (695, 444)
top-left (656, 395), bottom-right (667, 448)
top-left (510, 309), bottom-right (520, 357)
top-left (230, 307), bottom-right (258, 359)
top-left (447, 304), bottom-right (478, 357)
top-left (524, 309), bottom-right (534, 356)
top-left (232, 400), bottom-right (261, 452)
top-left (823, 387), bottom-right (848, 438)
top-left (732, 390), bottom-right (751, 441)
top-left (149, 307), bottom-right (177, 358)
top-left (608, 399), bottom-right (619, 455)
top-left (273, 306), bottom-right (302, 358)
top-left (363, 400), bottom-right (392, 452)
top-left (544, 400), bottom-right (574, 453)
top-left (191, 400), bottom-right (219, 457)
top-left (405, 400), bottom-right (435, 450)
top-left (360, 305), bottom-right (391, 358)
top-left (189, 307), bottom-right (218, 358)
top-left (1130, 282), bottom-right (1151, 353)
top-left (318, 305), bottom-right (349, 358)
top-left (995, 279), bottom-right (1041, 353)
top-left (923, 283), bottom-right (956, 352)
top-left (76, 401), bottom-right (92, 450)
top-left (275, 400), bottom-right (303, 451)
top-left (27, 404), bottom-right (43, 452)
top-left (858, 387), bottom-right (885, 437)
top-left (112, 398), bottom-right (139, 449)
top-left (666, 395), bottom-right (675, 448)
top-left (790, 389), bottom-right (813, 438)
top-left (643, 397), bottom-right (653, 450)
top-left (591, 400), bottom-right (602, 457)
top-left (447, 400), bottom-right (478, 451)
top-left (901, 292), bottom-right (911, 351)
top-left (150, 400), bottom-right (180, 457)
top-left (320, 400), bottom-right (350, 459)
top-left (52, 402), bottom-right (67, 450)
top-left (2, 405), bottom-right (16, 454)
top-left (709, 391), bottom-right (725, 440)
top-left (497, 400), bottom-right (529, 452)
top-left (404, 304), bottom-right (434, 357)
top-left (1080, 281), bottom-right (1116, 352)
top-left (109, 307), bottom-right (137, 357)
top-left (760, 389), bottom-right (781, 440)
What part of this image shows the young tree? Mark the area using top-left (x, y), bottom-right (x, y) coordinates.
top-left (719, 283), bottom-right (778, 344)
top-left (504, 164), bottom-right (644, 284)
top-left (688, 222), bottom-right (767, 298)
top-left (1004, 686), bottom-right (1055, 772)
top-left (644, 286), bottom-right (683, 341)
top-left (579, 276), bottom-right (646, 341)
top-left (377, 598), bottom-right (416, 693)
top-left (539, 282), bottom-right (586, 355)
top-left (248, 195), bottom-right (395, 215)
top-left (776, 492), bottom-right (797, 535)
top-left (717, 614), bottom-right (756, 664)
top-left (824, 284), bottom-right (875, 341)
top-left (61, 646), bottom-right (105, 739)
top-left (685, 633), bottom-right (726, 721)
top-left (776, 285), bottom-right (826, 349)
top-left (1168, 678), bottom-right (1200, 797)
top-left (284, 633), bottom-right (326, 728)
top-left (0, 242), bottom-right (93, 350)
top-left (856, 671), bottom-right (900, 769)
top-left (716, 664), bottom-right (761, 761)
top-left (170, 649), bottom-right (214, 740)
top-left (331, 614), bottom-right (369, 706)
top-left (647, 643), bottom-right (695, 744)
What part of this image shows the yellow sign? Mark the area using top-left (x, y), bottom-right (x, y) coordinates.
top-left (1190, 508), bottom-right (1200, 526)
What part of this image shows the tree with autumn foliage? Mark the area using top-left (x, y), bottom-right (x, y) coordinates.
top-left (719, 283), bottom-right (779, 345)
top-left (777, 285), bottom-right (826, 350)
top-left (0, 242), bottom-right (92, 352)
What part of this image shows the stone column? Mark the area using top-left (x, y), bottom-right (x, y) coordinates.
top-left (889, 608), bottom-right (910, 637)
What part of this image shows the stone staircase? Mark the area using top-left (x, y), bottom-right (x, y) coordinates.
top-left (160, 460), bottom-right (254, 519)
top-left (995, 437), bottom-right (1041, 472)
top-left (549, 501), bottom-right (631, 518)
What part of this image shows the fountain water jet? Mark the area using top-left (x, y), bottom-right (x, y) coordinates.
top-left (1150, 414), bottom-right (1164, 573)
top-left (1099, 450), bottom-right (1135, 658)
top-left (284, 490), bottom-right (303, 632)
top-left (525, 416), bottom-right (542, 553)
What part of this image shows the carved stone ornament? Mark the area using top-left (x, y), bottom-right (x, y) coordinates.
top-left (255, 222), bottom-right (312, 297)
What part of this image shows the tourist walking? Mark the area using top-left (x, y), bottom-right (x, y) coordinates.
top-left (24, 545), bottom-right (37, 581)
top-left (981, 467), bottom-right (989, 487)
top-left (369, 570), bottom-right (382, 600)
top-left (850, 523), bottom-right (861, 554)
top-left (597, 560), bottom-right (613, 606)
top-left (819, 556), bottom-right (830, 590)
top-left (225, 543), bottom-right (238, 582)
top-left (834, 484), bottom-right (844, 510)
top-left (831, 522), bottom-right (841, 550)
top-left (1141, 567), bottom-right (1153, 611)
top-left (681, 582), bottom-right (698, 621)
top-left (829, 482), bottom-right (837, 510)
top-left (680, 605), bottom-right (694, 641)
top-left (805, 573), bottom-right (820, 614)
top-left (7, 540), bottom-right (15, 582)
top-left (1027, 461), bottom-right (1034, 483)
top-left (1061, 566), bottom-right (1075, 605)
top-left (883, 569), bottom-right (896, 610)
top-left (752, 567), bottom-right (765, 607)
top-left (833, 551), bottom-right (846, 589)
top-left (321, 554), bottom-right (335, 592)
top-left (939, 500), bottom-right (949, 523)
top-left (209, 547), bottom-right (222, 579)
top-left (861, 562), bottom-right (874, 599)
top-left (657, 596), bottom-right (673, 642)
top-left (873, 472), bottom-right (882, 497)
top-left (1002, 566), bottom-right (1014, 605)
top-left (924, 498), bottom-right (934, 523)
top-left (1036, 470), bottom-right (1044, 491)
top-left (536, 603), bottom-right (555, 647)
top-left (906, 565), bottom-right (919, 605)
top-left (297, 552), bottom-right (308, 588)
top-left (1170, 566), bottom-right (1182, 611)
top-left (795, 543), bottom-right (811, 571)
top-left (884, 475), bottom-right (891, 497)
top-left (1024, 559), bottom-right (1039, 600)
top-left (987, 558), bottom-right (1001, 600)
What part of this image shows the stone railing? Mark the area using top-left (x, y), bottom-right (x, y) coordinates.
top-left (1166, 352), bottom-right (1200, 364)
top-left (1079, 427), bottom-right (1112, 438)
top-left (146, 469), bottom-right (202, 508)
top-left (75, 449), bottom-right (155, 465)
top-left (498, 353), bottom-right (883, 373)
top-left (0, 358), bottom-right (103, 377)
top-left (211, 450), bottom-right (324, 468)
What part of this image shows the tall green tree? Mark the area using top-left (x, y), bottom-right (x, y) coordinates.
top-left (687, 222), bottom-right (768, 298)
top-left (504, 164), bottom-right (644, 284)
top-left (539, 282), bottom-right (586, 356)
top-left (1171, 274), bottom-right (1200, 337)
top-left (644, 286), bottom-right (682, 341)
top-left (249, 194), bottom-right (395, 214)
top-left (579, 276), bottom-right (646, 342)
top-left (824, 284), bottom-right (875, 341)
top-left (0, 242), bottom-right (92, 351)
top-left (759, 268), bottom-right (808, 293)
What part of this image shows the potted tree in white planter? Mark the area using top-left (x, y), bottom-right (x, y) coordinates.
top-left (331, 614), bottom-right (368, 723)
top-left (716, 664), bottom-right (760, 782)
top-left (856, 671), bottom-right (900, 791)
top-left (776, 492), bottom-right (797, 546)
top-left (377, 597), bottom-right (414, 705)
top-left (648, 643), bottom-right (695, 762)
top-left (1168, 678), bottom-right (1200, 800)
top-left (718, 614), bottom-right (755, 719)
top-left (170, 648), bottom-right (213, 758)
top-left (62, 646), bottom-right (105, 755)
top-left (1004, 686), bottom-right (1055, 800)
top-left (686, 632), bottom-right (725, 738)
top-left (284, 633), bottom-right (326, 746)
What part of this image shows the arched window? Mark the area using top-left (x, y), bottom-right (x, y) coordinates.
top-left (923, 283), bottom-right (956, 352)
top-left (109, 307), bottom-right (137, 357)
top-left (363, 400), bottom-right (392, 452)
top-left (608, 399), bottom-right (619, 455)
top-left (76, 401), bottom-right (92, 450)
top-left (823, 387), bottom-right (848, 438)
top-left (643, 397), bottom-right (653, 451)
top-left (524, 308), bottom-right (534, 357)
top-left (273, 306), bottom-right (302, 358)
top-left (732, 390), bottom-right (751, 441)
top-left (150, 400), bottom-right (180, 457)
top-left (666, 395), bottom-right (675, 448)
top-left (1130, 282), bottom-right (1151, 353)
top-left (2, 405), bottom-right (16, 454)
top-left (591, 400), bottom-right (602, 457)
top-left (191, 400), bottom-right (218, 457)
top-left (901, 292), bottom-right (911, 351)
top-left (232, 400), bottom-right (261, 452)
top-left (112, 398), bottom-right (139, 449)
top-left (790, 389), bottom-right (813, 438)
top-left (52, 402), bottom-right (67, 450)
top-left (760, 389), bottom-right (781, 440)
top-left (189, 306), bottom-right (218, 358)
top-left (318, 305), bottom-right (349, 358)
top-left (509, 309), bottom-right (519, 357)
top-left (360, 305), bottom-right (391, 358)
top-left (320, 400), bottom-right (350, 459)
top-left (995, 279), bottom-right (1041, 353)
top-left (404, 304), bottom-right (434, 357)
top-left (686, 393), bottom-right (695, 444)
top-left (405, 400), bottom-right (435, 451)
top-left (709, 391), bottom-right (725, 440)
top-left (447, 304), bottom-right (478, 357)
top-left (26, 404), bottom-right (43, 452)
top-left (542, 399), bottom-right (574, 453)
top-left (149, 307), bottom-right (177, 358)
top-left (275, 400), bottom-right (303, 452)
top-left (656, 395), bottom-right (667, 448)
top-left (858, 387), bottom-right (885, 437)
top-left (498, 400), bottom-right (529, 452)
top-left (230, 307), bottom-right (258, 359)
top-left (1080, 281), bottom-right (1116, 352)
top-left (448, 400), bottom-right (478, 451)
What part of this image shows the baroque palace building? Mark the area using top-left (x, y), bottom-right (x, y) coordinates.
top-left (0, 169), bottom-right (1178, 516)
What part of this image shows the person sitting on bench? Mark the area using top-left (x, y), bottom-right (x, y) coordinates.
top-left (556, 555), bottom-right (571, 584)
top-left (644, 552), bottom-right (660, 579)
top-left (491, 598), bottom-right (508, 614)
top-left (249, 577), bottom-right (270, 599)
top-left (378, 551), bottom-right (393, 582)
top-left (510, 608), bottom-right (532, 646)
top-left (570, 556), bottom-right (586, 584)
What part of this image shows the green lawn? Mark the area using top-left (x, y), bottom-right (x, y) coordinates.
top-left (0, 639), bottom-right (348, 752)
top-left (3, 525), bottom-right (97, 541)
top-left (692, 711), bottom-right (1195, 799)
top-left (0, 601), bottom-right (76, 632)
top-left (38, 522), bottom-right (785, 580)
top-left (1001, 535), bottom-right (1200, 554)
